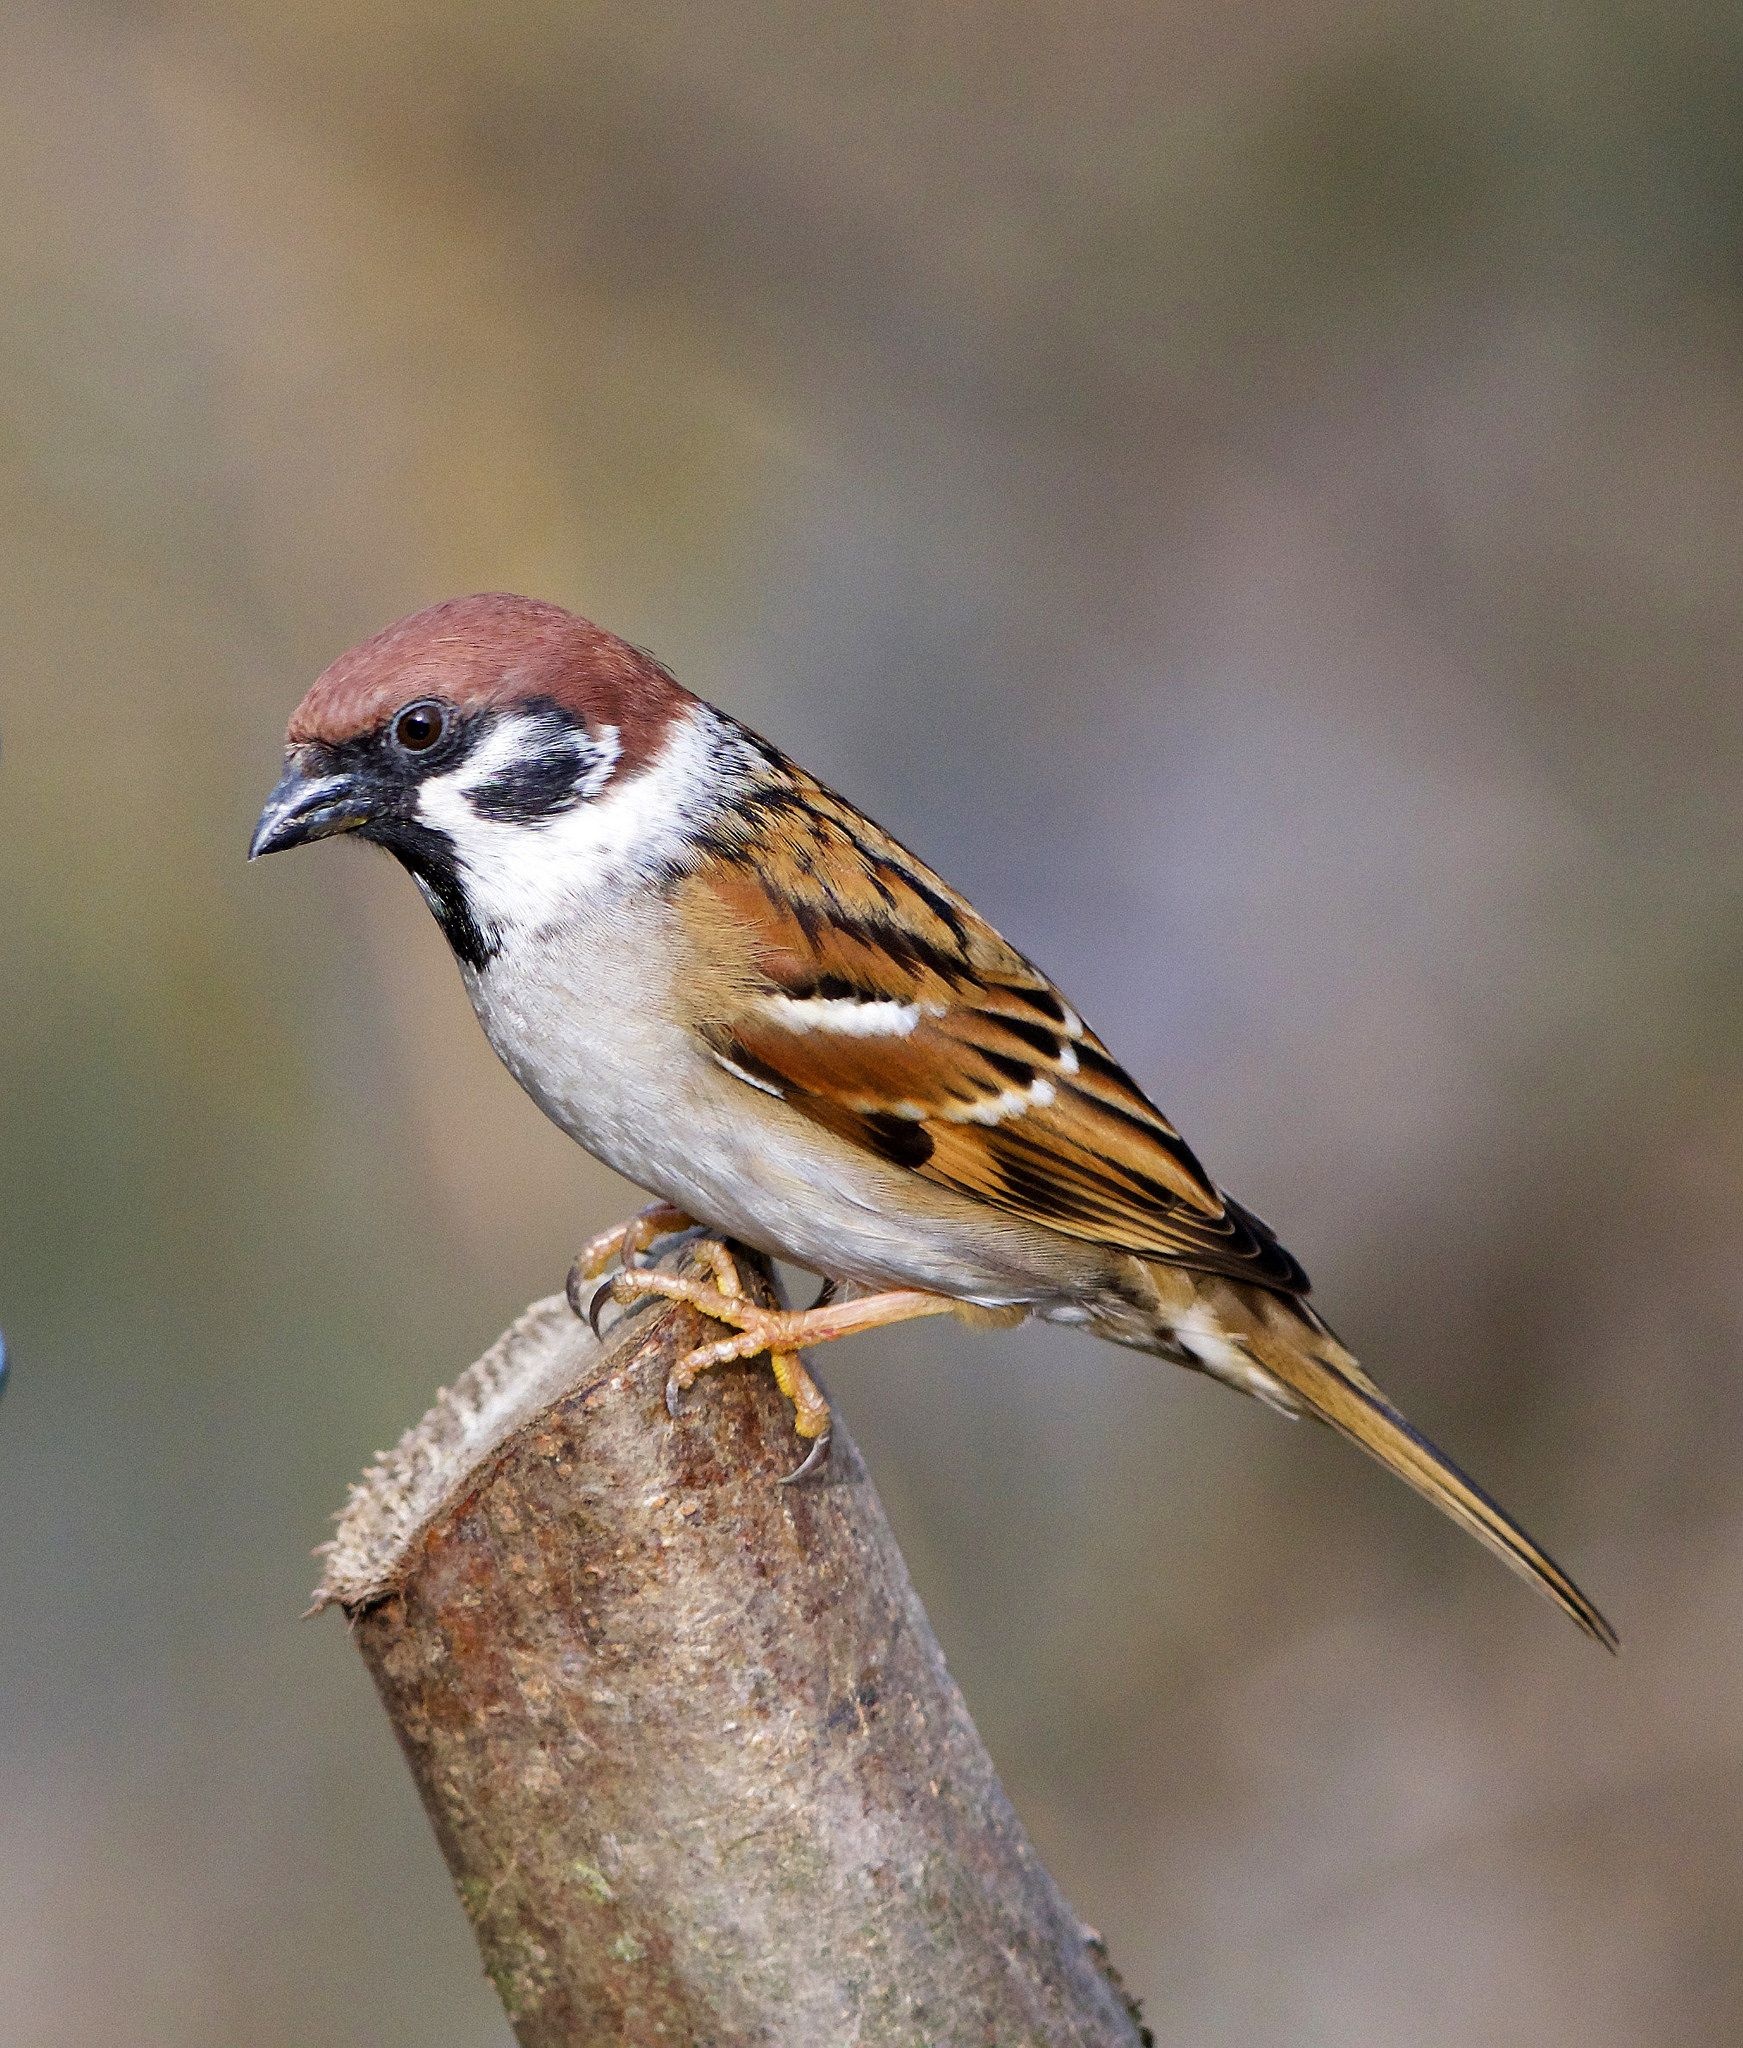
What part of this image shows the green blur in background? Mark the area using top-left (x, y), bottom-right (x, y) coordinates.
top-left (3, 4), bottom-right (1742, 2042)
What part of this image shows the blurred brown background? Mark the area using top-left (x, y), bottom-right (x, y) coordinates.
top-left (3, 4), bottom-right (1741, 2043)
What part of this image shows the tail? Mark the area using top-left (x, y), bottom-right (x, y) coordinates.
top-left (1181, 1283), bottom-right (1618, 1650)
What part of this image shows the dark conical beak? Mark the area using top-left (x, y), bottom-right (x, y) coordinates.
top-left (249, 761), bottom-right (373, 859)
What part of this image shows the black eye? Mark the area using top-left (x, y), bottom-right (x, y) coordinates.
top-left (392, 701), bottom-right (450, 755)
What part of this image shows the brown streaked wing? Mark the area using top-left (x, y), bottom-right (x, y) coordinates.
top-left (677, 767), bottom-right (1310, 1295)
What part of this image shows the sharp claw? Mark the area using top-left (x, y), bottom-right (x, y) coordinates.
top-left (666, 1373), bottom-right (689, 1419)
top-left (565, 1260), bottom-right (589, 1320)
top-left (777, 1430), bottom-right (831, 1485)
top-left (584, 1271), bottom-right (620, 1339)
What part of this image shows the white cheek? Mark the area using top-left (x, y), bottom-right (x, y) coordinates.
top-left (579, 723), bottom-right (621, 797)
top-left (439, 713), bottom-right (542, 797)
top-left (416, 703), bottom-right (728, 936)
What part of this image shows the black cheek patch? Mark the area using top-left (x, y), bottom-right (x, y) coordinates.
top-left (467, 742), bottom-right (591, 824)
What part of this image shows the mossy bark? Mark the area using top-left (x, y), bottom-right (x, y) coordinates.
top-left (321, 1246), bottom-right (1152, 2047)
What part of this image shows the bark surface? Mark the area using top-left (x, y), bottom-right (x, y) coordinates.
top-left (320, 1245), bottom-right (1151, 2047)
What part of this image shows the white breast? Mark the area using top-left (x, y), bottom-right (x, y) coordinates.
top-left (463, 904), bottom-right (1086, 1306)
top-left (435, 700), bottom-right (1098, 1304)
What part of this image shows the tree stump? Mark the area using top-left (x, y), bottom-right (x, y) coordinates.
top-left (318, 1243), bottom-right (1152, 2047)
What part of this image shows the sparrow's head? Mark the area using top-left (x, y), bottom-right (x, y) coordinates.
top-left (250, 594), bottom-right (706, 968)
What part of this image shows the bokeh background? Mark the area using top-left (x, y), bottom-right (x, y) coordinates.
top-left (3, 4), bottom-right (1741, 2042)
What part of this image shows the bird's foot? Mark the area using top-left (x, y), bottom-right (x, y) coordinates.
top-left (568, 1201), bottom-right (697, 1303)
top-left (569, 1226), bottom-right (829, 1471)
top-left (601, 1240), bottom-right (832, 1477)
top-left (599, 1253), bottom-right (959, 1481)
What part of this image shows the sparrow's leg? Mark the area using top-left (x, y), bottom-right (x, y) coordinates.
top-left (615, 1269), bottom-right (960, 1382)
top-left (598, 1245), bottom-right (954, 1474)
top-left (603, 1259), bottom-right (960, 1474)
top-left (655, 1241), bottom-right (835, 1473)
top-left (569, 1202), bottom-right (697, 1292)
top-left (573, 1231), bottom-right (833, 1461)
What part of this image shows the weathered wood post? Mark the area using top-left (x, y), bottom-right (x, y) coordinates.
top-left (318, 1244), bottom-right (1152, 2047)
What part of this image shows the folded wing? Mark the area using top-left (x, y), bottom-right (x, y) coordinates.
top-left (676, 761), bottom-right (1308, 1295)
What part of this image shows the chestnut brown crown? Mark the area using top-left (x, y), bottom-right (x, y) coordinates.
top-left (287, 593), bottom-right (688, 769)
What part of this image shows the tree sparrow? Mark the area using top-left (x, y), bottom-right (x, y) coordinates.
top-left (251, 594), bottom-right (1614, 1646)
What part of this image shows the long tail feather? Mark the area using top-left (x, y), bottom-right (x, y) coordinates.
top-left (1231, 1299), bottom-right (1618, 1650)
